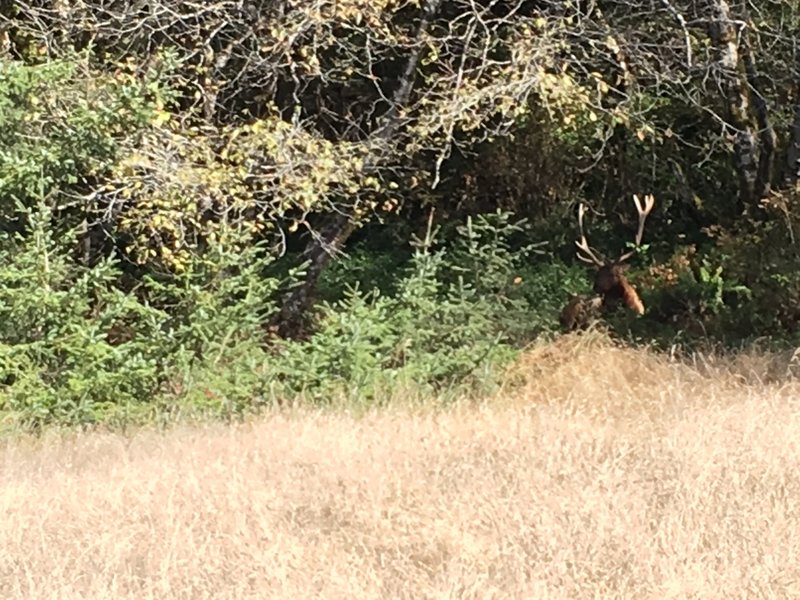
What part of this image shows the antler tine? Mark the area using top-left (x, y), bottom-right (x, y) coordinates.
top-left (617, 194), bottom-right (656, 263)
top-left (575, 203), bottom-right (605, 266)
top-left (632, 193), bottom-right (656, 245)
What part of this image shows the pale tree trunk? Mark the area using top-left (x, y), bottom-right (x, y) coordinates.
top-left (705, 0), bottom-right (774, 214)
top-left (274, 0), bottom-right (443, 337)
top-left (741, 33), bottom-right (775, 200)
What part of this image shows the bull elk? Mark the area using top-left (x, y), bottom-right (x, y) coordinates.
top-left (560, 194), bottom-right (655, 331)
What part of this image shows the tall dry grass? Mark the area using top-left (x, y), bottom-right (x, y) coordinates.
top-left (2, 334), bottom-right (800, 599)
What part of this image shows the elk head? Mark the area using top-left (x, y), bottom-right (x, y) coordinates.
top-left (574, 194), bottom-right (656, 316)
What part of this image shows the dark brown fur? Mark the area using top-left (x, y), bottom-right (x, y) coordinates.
top-left (593, 264), bottom-right (645, 315)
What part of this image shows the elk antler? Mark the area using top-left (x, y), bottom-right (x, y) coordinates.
top-left (563, 194), bottom-right (656, 325)
top-left (574, 203), bottom-right (605, 266)
top-left (616, 194), bottom-right (655, 263)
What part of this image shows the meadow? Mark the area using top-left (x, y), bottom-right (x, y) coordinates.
top-left (2, 334), bottom-right (800, 599)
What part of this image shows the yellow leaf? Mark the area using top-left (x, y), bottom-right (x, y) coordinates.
top-left (152, 110), bottom-right (171, 126)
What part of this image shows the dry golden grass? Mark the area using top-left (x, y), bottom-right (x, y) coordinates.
top-left (3, 334), bottom-right (800, 599)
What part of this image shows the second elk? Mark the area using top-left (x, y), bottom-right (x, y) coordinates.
top-left (560, 194), bottom-right (655, 331)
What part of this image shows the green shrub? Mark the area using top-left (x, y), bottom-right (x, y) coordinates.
top-left (266, 211), bottom-right (570, 403)
top-left (0, 203), bottom-right (289, 429)
top-left (615, 228), bottom-right (800, 348)
top-left (143, 237), bottom-right (292, 419)
top-left (0, 54), bottom-right (170, 216)
top-left (316, 239), bottom-right (410, 302)
top-left (0, 204), bottom-right (169, 428)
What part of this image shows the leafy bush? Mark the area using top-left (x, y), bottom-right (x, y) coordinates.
top-left (0, 204), bottom-right (169, 428)
top-left (0, 203), bottom-right (288, 429)
top-left (0, 54), bottom-right (170, 216)
top-left (143, 236), bottom-right (293, 419)
top-left (617, 212), bottom-right (800, 347)
top-left (316, 239), bottom-right (410, 302)
top-left (267, 211), bottom-right (574, 402)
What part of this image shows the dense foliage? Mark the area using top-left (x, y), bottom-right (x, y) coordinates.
top-left (1, 1), bottom-right (800, 428)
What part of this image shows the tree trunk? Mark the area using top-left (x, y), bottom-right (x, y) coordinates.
top-left (741, 31), bottom-right (775, 200)
top-left (274, 213), bottom-right (356, 338)
top-left (274, 0), bottom-right (443, 337)
top-left (705, 0), bottom-right (760, 214)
